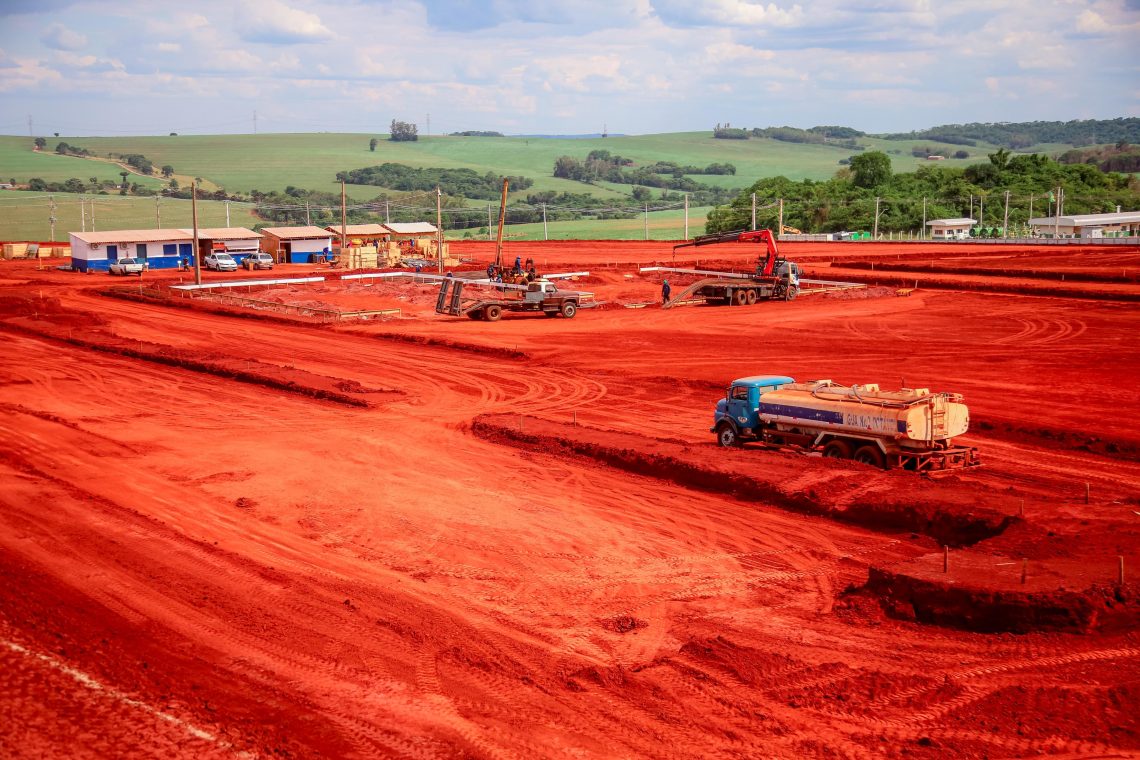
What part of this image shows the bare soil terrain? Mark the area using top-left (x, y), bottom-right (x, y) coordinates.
top-left (1, 240), bottom-right (1139, 758)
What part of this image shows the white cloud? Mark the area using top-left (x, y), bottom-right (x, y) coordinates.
top-left (236, 0), bottom-right (334, 44)
top-left (157, 42), bottom-right (181, 53)
top-left (40, 22), bottom-right (86, 51)
top-left (1076, 9), bottom-right (1111, 33)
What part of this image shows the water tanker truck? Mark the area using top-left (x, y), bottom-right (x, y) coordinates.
top-left (712, 375), bottom-right (980, 474)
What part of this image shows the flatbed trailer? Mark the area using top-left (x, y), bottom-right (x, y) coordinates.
top-left (674, 276), bottom-right (791, 306)
top-left (436, 278), bottom-right (581, 321)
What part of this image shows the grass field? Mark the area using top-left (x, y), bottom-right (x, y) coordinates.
top-left (0, 189), bottom-right (706, 242)
top-left (1, 131), bottom-right (1017, 198)
top-left (0, 130), bottom-right (1077, 241)
top-left (0, 190), bottom-right (251, 241)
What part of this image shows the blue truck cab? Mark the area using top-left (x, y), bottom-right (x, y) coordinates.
top-left (712, 375), bottom-right (795, 447)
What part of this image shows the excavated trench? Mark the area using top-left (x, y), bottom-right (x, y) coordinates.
top-left (472, 414), bottom-right (1139, 633)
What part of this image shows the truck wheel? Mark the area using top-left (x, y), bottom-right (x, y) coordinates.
top-left (484, 305), bottom-right (502, 322)
top-left (745, 289), bottom-right (757, 305)
top-left (822, 440), bottom-right (853, 459)
top-left (853, 445), bottom-right (887, 469)
top-left (560, 301), bottom-right (577, 318)
top-left (716, 423), bottom-right (739, 448)
top-left (785, 285), bottom-right (799, 302)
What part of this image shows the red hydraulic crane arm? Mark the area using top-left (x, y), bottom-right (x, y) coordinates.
top-left (672, 229), bottom-right (781, 276)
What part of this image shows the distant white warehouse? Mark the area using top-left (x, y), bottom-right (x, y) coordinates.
top-left (1027, 211), bottom-right (1140, 238)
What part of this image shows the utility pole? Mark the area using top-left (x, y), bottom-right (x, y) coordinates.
top-left (494, 178), bottom-right (509, 269)
top-left (384, 201), bottom-right (390, 224)
top-left (1003, 190), bottom-right (1010, 238)
top-left (873, 197), bottom-right (881, 239)
top-left (81, 195), bottom-right (86, 233)
top-left (305, 201), bottom-right (310, 226)
top-left (684, 194), bottom-right (689, 240)
top-left (542, 202), bottom-right (548, 241)
top-left (777, 198), bottom-right (784, 236)
top-left (340, 180), bottom-right (347, 264)
top-left (253, 110), bottom-right (258, 134)
top-left (487, 204), bottom-right (493, 241)
top-left (27, 114), bottom-right (33, 137)
top-left (225, 200), bottom-right (230, 227)
top-left (1029, 194), bottom-right (1034, 226)
top-left (436, 185), bottom-right (443, 274)
top-left (921, 196), bottom-right (927, 239)
top-left (751, 193), bottom-right (757, 231)
top-left (979, 194), bottom-right (985, 227)
top-left (969, 194), bottom-right (973, 221)
top-left (192, 182), bottom-right (202, 285)
top-left (1054, 186), bottom-right (1062, 237)
top-left (49, 195), bottom-right (56, 242)
top-left (155, 195), bottom-right (161, 228)
top-left (90, 197), bottom-right (96, 232)
top-left (644, 203), bottom-right (649, 240)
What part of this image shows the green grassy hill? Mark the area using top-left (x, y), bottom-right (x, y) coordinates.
top-left (0, 130), bottom-right (1084, 240)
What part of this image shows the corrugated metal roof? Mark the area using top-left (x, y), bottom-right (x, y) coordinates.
top-left (926, 218), bottom-right (976, 226)
top-left (259, 225), bottom-right (334, 239)
top-left (70, 229), bottom-right (192, 244)
top-left (178, 227), bottom-right (261, 239)
top-left (1028, 211), bottom-right (1140, 226)
top-left (324, 224), bottom-right (389, 236)
top-left (383, 222), bottom-right (438, 235)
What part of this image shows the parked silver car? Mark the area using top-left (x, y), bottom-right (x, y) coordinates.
top-left (204, 251), bottom-right (238, 271)
top-left (242, 252), bottom-right (275, 270)
top-left (109, 257), bottom-right (145, 276)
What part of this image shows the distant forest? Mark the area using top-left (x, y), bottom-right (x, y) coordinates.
top-left (714, 117), bottom-right (1140, 151)
top-left (880, 118), bottom-right (1140, 149)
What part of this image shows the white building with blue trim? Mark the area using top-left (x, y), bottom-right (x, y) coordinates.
top-left (69, 229), bottom-right (195, 272)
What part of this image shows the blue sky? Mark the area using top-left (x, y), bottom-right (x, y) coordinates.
top-left (0, 0), bottom-right (1137, 137)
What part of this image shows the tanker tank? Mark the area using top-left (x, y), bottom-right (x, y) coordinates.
top-left (756, 379), bottom-right (969, 447)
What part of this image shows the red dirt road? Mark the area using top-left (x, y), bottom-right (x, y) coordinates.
top-left (2, 241), bottom-right (1139, 758)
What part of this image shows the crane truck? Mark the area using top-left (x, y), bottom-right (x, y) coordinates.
top-left (664, 229), bottom-right (800, 308)
top-left (712, 375), bottom-right (980, 474)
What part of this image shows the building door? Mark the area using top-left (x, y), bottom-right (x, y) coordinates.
top-left (136, 243), bottom-right (148, 261)
top-left (178, 243), bottom-right (193, 266)
top-left (106, 245), bottom-right (118, 261)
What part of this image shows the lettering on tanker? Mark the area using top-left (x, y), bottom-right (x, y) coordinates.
top-left (843, 412), bottom-right (896, 434)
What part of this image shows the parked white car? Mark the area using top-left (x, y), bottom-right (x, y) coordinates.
top-left (204, 251), bottom-right (238, 271)
top-left (242, 252), bottom-right (275, 270)
top-left (109, 257), bottom-right (145, 276)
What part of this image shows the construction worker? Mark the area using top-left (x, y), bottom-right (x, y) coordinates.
top-left (514, 255), bottom-right (522, 274)
top-left (662, 279), bottom-right (671, 304)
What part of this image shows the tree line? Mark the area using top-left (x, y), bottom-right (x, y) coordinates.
top-left (337, 163), bottom-right (533, 199)
top-left (706, 149), bottom-right (1139, 235)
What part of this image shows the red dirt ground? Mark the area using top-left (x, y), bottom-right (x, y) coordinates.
top-left (2, 240), bottom-right (1139, 758)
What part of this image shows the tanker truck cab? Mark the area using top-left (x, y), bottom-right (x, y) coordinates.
top-left (713, 375), bottom-right (794, 447)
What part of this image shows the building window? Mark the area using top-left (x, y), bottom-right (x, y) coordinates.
top-left (163, 244), bottom-right (177, 256)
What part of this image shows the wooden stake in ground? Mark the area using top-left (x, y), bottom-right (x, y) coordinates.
top-left (1120, 556), bottom-right (1125, 586)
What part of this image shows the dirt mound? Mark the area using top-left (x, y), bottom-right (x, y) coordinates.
top-left (860, 562), bottom-right (1139, 633)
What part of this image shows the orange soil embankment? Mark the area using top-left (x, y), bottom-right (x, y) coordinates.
top-left (473, 413), bottom-right (1140, 633)
top-left (472, 413), bottom-right (1013, 546)
top-left (3, 248), bottom-right (1140, 757)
